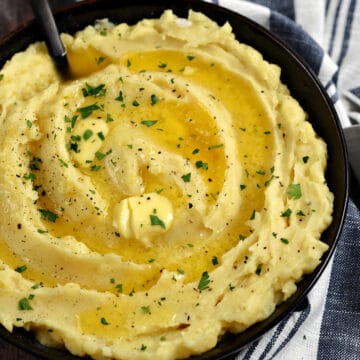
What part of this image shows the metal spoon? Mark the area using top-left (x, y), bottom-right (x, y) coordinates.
top-left (30, 0), bottom-right (72, 79)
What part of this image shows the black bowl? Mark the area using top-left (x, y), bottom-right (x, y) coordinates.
top-left (0, 1), bottom-right (348, 359)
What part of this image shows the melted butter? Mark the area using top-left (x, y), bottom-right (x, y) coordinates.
top-left (12, 48), bottom-right (274, 293)
top-left (79, 293), bottom-right (186, 340)
top-left (67, 47), bottom-right (111, 78)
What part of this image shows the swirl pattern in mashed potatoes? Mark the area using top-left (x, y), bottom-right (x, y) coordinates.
top-left (0, 10), bottom-right (333, 360)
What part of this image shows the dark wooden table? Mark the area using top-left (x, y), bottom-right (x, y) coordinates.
top-left (0, 2), bottom-right (76, 360)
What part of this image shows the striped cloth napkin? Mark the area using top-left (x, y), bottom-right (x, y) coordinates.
top-left (204, 1), bottom-right (360, 359)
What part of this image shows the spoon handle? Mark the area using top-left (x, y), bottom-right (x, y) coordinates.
top-left (30, 0), bottom-right (70, 77)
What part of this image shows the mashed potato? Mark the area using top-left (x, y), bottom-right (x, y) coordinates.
top-left (0, 10), bottom-right (333, 360)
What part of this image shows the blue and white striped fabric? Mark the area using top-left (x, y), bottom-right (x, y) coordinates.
top-left (203, 1), bottom-right (360, 359)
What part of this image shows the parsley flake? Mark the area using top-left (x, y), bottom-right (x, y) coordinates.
top-left (96, 56), bottom-right (106, 65)
top-left (287, 184), bottom-right (302, 199)
top-left (181, 173), bottom-right (191, 182)
top-left (208, 143), bottom-right (223, 150)
top-left (281, 208), bottom-right (292, 217)
top-left (198, 271), bottom-right (210, 291)
top-left (250, 210), bottom-right (256, 220)
top-left (141, 306), bottom-right (151, 314)
top-left (280, 237), bottom-right (289, 244)
top-left (77, 104), bottom-right (100, 119)
top-left (100, 317), bottom-right (110, 325)
top-left (195, 160), bottom-right (208, 170)
top-left (82, 83), bottom-right (106, 97)
top-left (15, 265), bottom-right (27, 273)
top-left (18, 298), bottom-right (33, 310)
top-left (150, 94), bottom-right (159, 105)
top-left (141, 120), bottom-right (158, 127)
top-left (38, 209), bottom-right (58, 223)
top-left (150, 214), bottom-right (166, 229)
top-left (115, 90), bottom-right (124, 102)
top-left (83, 129), bottom-right (93, 140)
top-left (255, 264), bottom-right (262, 275)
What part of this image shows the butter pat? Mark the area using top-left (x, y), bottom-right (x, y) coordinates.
top-left (113, 193), bottom-right (173, 246)
top-left (70, 118), bottom-right (109, 165)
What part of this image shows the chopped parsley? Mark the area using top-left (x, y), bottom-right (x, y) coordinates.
top-left (296, 210), bottom-right (306, 216)
top-left (141, 120), bottom-right (158, 127)
top-left (15, 265), bottom-right (27, 273)
top-left (38, 209), bottom-right (58, 223)
top-left (150, 214), bottom-right (166, 229)
top-left (59, 159), bottom-right (68, 167)
top-left (106, 113), bottom-right (114, 122)
top-left (23, 173), bottom-right (36, 181)
top-left (95, 151), bottom-right (106, 160)
top-left (97, 131), bottom-right (105, 140)
top-left (141, 306), bottom-right (151, 314)
top-left (115, 90), bottom-right (124, 102)
top-left (132, 100), bottom-right (139, 107)
top-left (287, 184), bottom-right (302, 199)
top-left (158, 62), bottom-right (167, 68)
top-left (181, 173), bottom-right (191, 182)
top-left (77, 104), bottom-right (100, 119)
top-left (140, 344), bottom-right (147, 351)
top-left (208, 143), bottom-right (223, 150)
top-left (250, 210), bottom-right (256, 220)
top-left (256, 170), bottom-right (266, 175)
top-left (18, 298), bottom-right (33, 310)
top-left (240, 184), bottom-right (247, 190)
top-left (26, 120), bottom-right (33, 128)
top-left (90, 164), bottom-right (101, 171)
top-left (211, 256), bottom-right (218, 266)
top-left (150, 94), bottom-right (159, 105)
top-left (302, 156), bottom-right (310, 164)
top-left (187, 55), bottom-right (195, 61)
top-left (65, 114), bottom-right (78, 129)
top-left (83, 129), bottom-right (94, 140)
top-left (192, 148), bottom-right (200, 155)
top-left (81, 83), bottom-right (106, 97)
top-left (198, 271), bottom-right (210, 291)
top-left (29, 156), bottom-right (42, 171)
top-left (281, 208), bottom-right (292, 217)
top-left (0, 73), bottom-right (3, 81)
top-left (115, 284), bottom-right (123, 293)
top-left (195, 160), bottom-right (208, 170)
top-left (280, 237), bottom-right (289, 244)
top-left (96, 56), bottom-right (106, 65)
top-left (100, 317), bottom-right (110, 325)
top-left (255, 264), bottom-right (262, 275)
